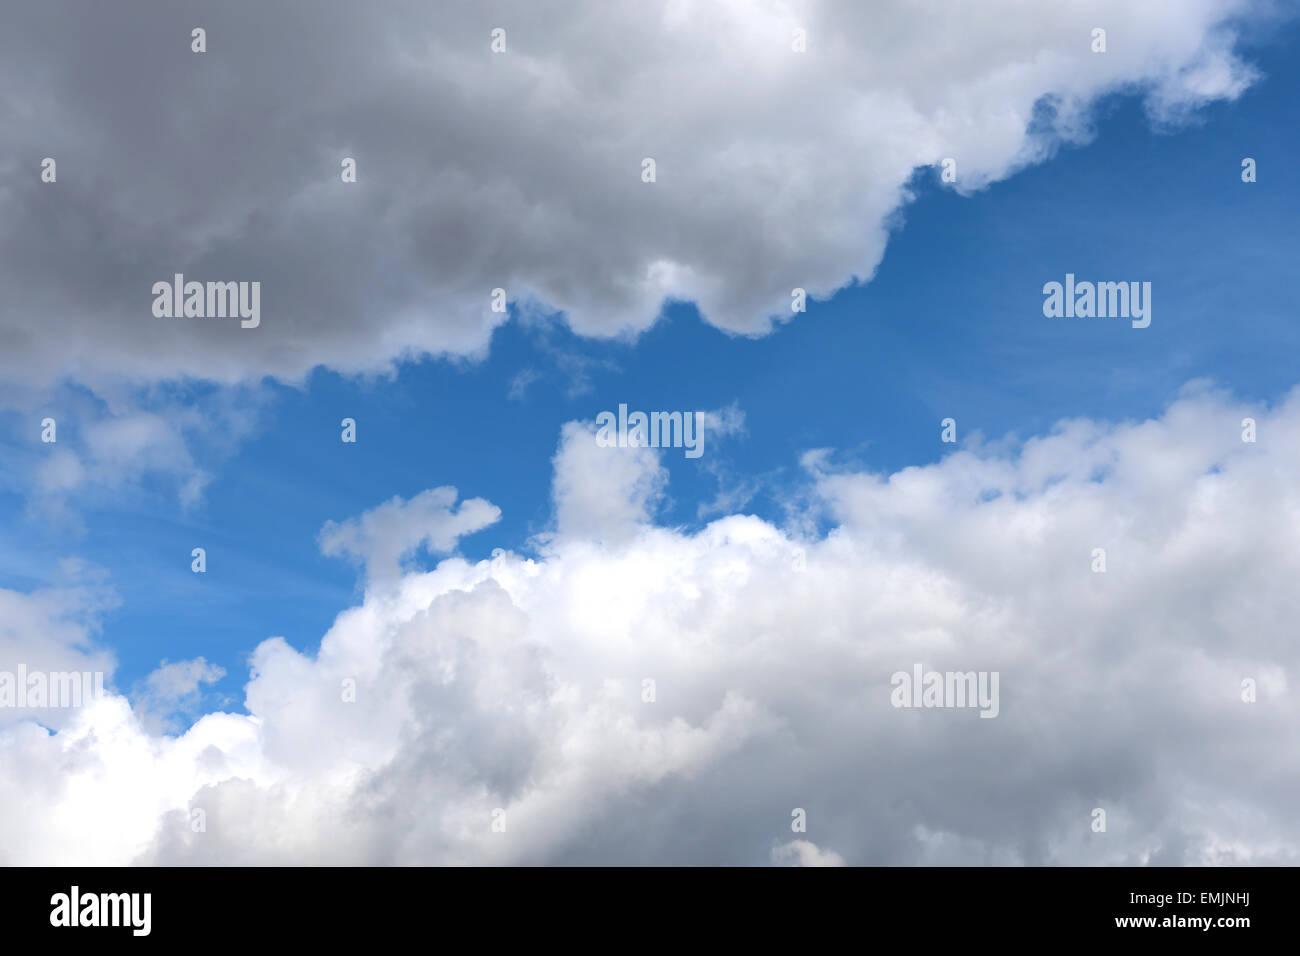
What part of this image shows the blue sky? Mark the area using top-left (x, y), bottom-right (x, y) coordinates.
top-left (5, 20), bottom-right (1286, 703)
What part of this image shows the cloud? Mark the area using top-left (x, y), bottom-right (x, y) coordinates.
top-left (0, 562), bottom-right (118, 731)
top-left (698, 403), bottom-right (746, 442)
top-left (33, 410), bottom-right (207, 510)
top-left (3, 382), bottom-right (265, 525)
top-left (0, 382), bottom-right (1296, 864)
top-left (772, 840), bottom-right (846, 867)
top-left (318, 487), bottom-right (502, 584)
top-left (0, 0), bottom-right (1267, 389)
top-left (551, 421), bottom-right (668, 544)
top-left (132, 657), bottom-right (227, 735)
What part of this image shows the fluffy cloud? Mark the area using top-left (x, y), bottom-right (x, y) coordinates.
top-left (0, 0), bottom-right (1265, 389)
top-left (318, 486), bottom-right (502, 583)
top-left (551, 421), bottom-right (668, 544)
top-left (0, 563), bottom-right (118, 732)
top-left (0, 382), bottom-right (1296, 865)
top-left (131, 657), bottom-right (227, 735)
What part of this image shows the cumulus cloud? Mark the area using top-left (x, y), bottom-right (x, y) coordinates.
top-left (0, 0), bottom-right (1267, 390)
top-left (0, 383), bottom-right (1296, 865)
top-left (551, 421), bottom-right (669, 544)
top-left (318, 487), bottom-right (501, 583)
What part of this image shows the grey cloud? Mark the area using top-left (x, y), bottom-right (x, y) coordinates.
top-left (0, 0), bottom-right (1265, 390)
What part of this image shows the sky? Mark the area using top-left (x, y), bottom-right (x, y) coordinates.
top-left (0, 0), bottom-right (1297, 865)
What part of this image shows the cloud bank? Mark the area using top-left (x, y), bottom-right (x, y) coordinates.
top-left (1, 383), bottom-right (1295, 865)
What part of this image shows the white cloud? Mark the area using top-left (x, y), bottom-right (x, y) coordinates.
top-left (772, 840), bottom-right (846, 867)
top-left (318, 487), bottom-right (502, 583)
top-left (0, 562), bottom-right (117, 732)
top-left (0, 382), bottom-right (1296, 864)
top-left (140, 658), bottom-right (225, 703)
top-left (132, 657), bottom-right (227, 735)
top-left (10, 384), bottom-right (265, 523)
top-left (551, 421), bottom-right (669, 544)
